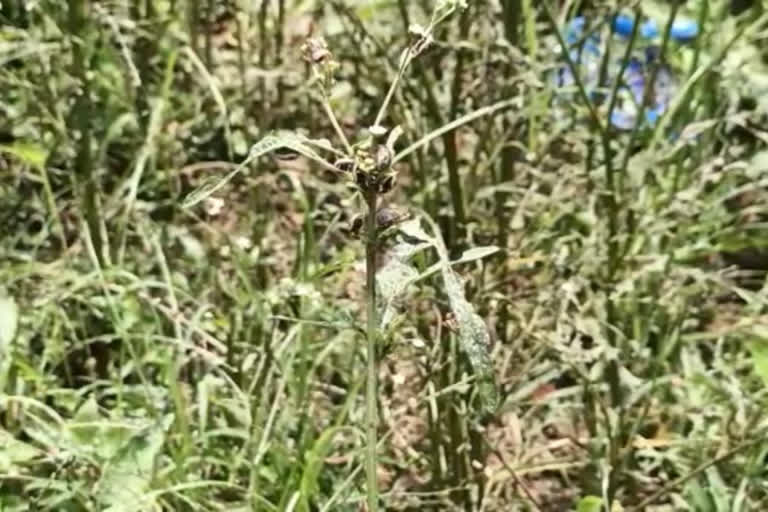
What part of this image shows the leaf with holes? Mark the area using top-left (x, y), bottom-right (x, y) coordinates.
top-left (378, 257), bottom-right (419, 329)
top-left (377, 236), bottom-right (433, 329)
top-left (422, 215), bottom-right (499, 416)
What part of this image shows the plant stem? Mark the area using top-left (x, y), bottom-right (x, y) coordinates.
top-left (204, 0), bottom-right (213, 68)
top-left (275, 0), bottom-right (285, 110)
top-left (364, 186), bottom-right (379, 512)
top-left (68, 0), bottom-right (102, 265)
top-left (258, 0), bottom-right (269, 124)
top-left (321, 97), bottom-right (353, 154)
top-left (373, 48), bottom-right (411, 129)
top-left (443, 4), bottom-right (471, 243)
top-left (188, 0), bottom-right (199, 56)
top-left (498, 0), bottom-right (521, 245)
top-left (521, 0), bottom-right (540, 154)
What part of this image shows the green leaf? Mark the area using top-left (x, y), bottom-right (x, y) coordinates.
top-left (0, 293), bottom-right (19, 355)
top-left (0, 430), bottom-right (42, 471)
top-left (68, 396), bottom-right (105, 450)
top-left (576, 496), bottom-right (602, 512)
top-left (0, 142), bottom-right (47, 168)
top-left (299, 426), bottom-right (348, 512)
top-left (96, 415), bottom-right (173, 512)
top-left (749, 150), bottom-right (768, 175)
top-left (684, 478), bottom-right (716, 512)
top-left (181, 136), bottom-right (278, 208)
top-left (706, 466), bottom-right (731, 512)
top-left (747, 338), bottom-right (768, 388)
top-left (197, 375), bottom-right (218, 436)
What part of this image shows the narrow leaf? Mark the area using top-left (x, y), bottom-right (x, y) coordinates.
top-left (182, 132), bottom-right (339, 208)
top-left (299, 427), bottom-right (349, 512)
top-left (421, 214), bottom-right (499, 415)
top-left (181, 161), bottom-right (249, 209)
top-left (0, 294), bottom-right (19, 355)
top-left (457, 246), bottom-right (500, 264)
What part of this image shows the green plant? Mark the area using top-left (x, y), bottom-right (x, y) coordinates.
top-left (180, 1), bottom-right (504, 511)
top-left (3, 0), bottom-right (768, 510)
top-left (182, 2), bottom-right (508, 508)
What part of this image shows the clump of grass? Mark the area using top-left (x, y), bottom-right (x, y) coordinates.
top-left (3, 0), bottom-right (768, 510)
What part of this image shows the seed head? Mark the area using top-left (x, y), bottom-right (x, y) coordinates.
top-left (334, 158), bottom-right (355, 173)
top-left (301, 37), bottom-right (331, 64)
top-left (375, 206), bottom-right (410, 230)
top-left (302, 37), bottom-right (340, 90)
top-left (378, 173), bottom-right (396, 194)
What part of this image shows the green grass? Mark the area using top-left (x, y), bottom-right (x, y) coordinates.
top-left (2, 0), bottom-right (768, 510)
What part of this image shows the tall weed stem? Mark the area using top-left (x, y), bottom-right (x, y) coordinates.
top-left (364, 187), bottom-right (379, 512)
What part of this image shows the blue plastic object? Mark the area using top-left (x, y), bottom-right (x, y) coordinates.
top-left (613, 14), bottom-right (635, 37)
top-left (565, 16), bottom-right (586, 44)
top-left (565, 16), bottom-right (601, 55)
top-left (646, 107), bottom-right (662, 124)
top-left (670, 18), bottom-right (699, 42)
top-left (610, 110), bottom-right (636, 130)
top-left (555, 14), bottom-right (684, 130)
top-left (625, 58), bottom-right (646, 102)
top-left (640, 19), bottom-right (659, 39)
top-left (614, 15), bottom-right (661, 40)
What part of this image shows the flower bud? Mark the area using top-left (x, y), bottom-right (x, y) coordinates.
top-left (374, 144), bottom-right (392, 172)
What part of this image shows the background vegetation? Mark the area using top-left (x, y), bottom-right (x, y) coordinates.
top-left (1, 0), bottom-right (768, 510)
